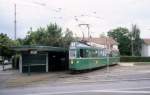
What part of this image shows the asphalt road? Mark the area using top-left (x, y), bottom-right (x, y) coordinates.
top-left (1, 79), bottom-right (150, 95)
top-left (1, 64), bottom-right (150, 95)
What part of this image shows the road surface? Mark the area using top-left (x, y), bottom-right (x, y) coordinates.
top-left (1, 78), bottom-right (150, 95)
top-left (1, 64), bottom-right (150, 95)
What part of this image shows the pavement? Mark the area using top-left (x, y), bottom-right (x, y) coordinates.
top-left (1, 63), bottom-right (150, 94)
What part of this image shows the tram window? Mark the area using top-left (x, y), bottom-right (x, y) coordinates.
top-left (102, 49), bottom-right (107, 57)
top-left (69, 50), bottom-right (76, 58)
top-left (102, 51), bottom-right (104, 56)
top-left (98, 49), bottom-right (103, 57)
top-left (91, 50), bottom-right (98, 57)
top-left (112, 51), bottom-right (119, 56)
top-left (80, 49), bottom-right (83, 57)
top-left (80, 49), bottom-right (87, 58)
top-left (109, 51), bottom-right (112, 57)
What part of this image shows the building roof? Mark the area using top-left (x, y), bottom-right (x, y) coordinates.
top-left (80, 37), bottom-right (118, 46)
top-left (12, 45), bottom-right (67, 52)
top-left (143, 39), bottom-right (150, 45)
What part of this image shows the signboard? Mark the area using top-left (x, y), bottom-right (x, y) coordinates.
top-left (30, 50), bottom-right (37, 54)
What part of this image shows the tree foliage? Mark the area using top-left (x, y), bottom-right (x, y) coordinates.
top-left (61, 28), bottom-right (74, 48)
top-left (0, 33), bottom-right (16, 57)
top-left (108, 27), bottom-right (131, 56)
top-left (23, 23), bottom-right (74, 48)
top-left (131, 24), bottom-right (142, 56)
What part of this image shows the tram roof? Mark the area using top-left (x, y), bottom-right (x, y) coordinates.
top-left (69, 42), bottom-right (104, 49)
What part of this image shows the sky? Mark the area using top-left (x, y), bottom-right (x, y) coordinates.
top-left (1, 0), bottom-right (150, 39)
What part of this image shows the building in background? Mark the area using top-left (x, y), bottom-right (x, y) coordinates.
top-left (141, 39), bottom-right (150, 57)
top-left (79, 37), bottom-right (119, 52)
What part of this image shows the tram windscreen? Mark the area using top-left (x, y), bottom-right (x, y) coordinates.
top-left (80, 49), bottom-right (84, 57)
top-left (69, 50), bottom-right (76, 58)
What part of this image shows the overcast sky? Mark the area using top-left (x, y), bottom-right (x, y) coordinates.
top-left (1, 0), bottom-right (150, 39)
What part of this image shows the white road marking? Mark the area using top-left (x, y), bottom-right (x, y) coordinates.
top-left (26, 90), bottom-right (150, 95)
top-left (118, 63), bottom-right (134, 67)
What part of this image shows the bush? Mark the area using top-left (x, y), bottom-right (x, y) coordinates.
top-left (120, 56), bottom-right (150, 62)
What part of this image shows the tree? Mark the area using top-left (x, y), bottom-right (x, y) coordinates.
top-left (61, 28), bottom-right (74, 48)
top-left (24, 27), bottom-right (47, 45)
top-left (46, 23), bottom-right (62, 46)
top-left (108, 27), bottom-right (131, 56)
top-left (0, 33), bottom-right (16, 58)
top-left (23, 23), bottom-right (74, 48)
top-left (131, 24), bottom-right (142, 56)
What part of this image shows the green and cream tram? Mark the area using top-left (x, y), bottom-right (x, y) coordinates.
top-left (69, 42), bottom-right (120, 71)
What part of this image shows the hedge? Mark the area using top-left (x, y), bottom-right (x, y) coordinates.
top-left (120, 56), bottom-right (150, 62)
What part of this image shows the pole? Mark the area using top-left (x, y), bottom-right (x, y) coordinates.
top-left (14, 4), bottom-right (17, 40)
top-left (131, 37), bottom-right (134, 56)
top-left (106, 37), bottom-right (109, 73)
top-left (87, 24), bottom-right (90, 41)
top-left (2, 59), bottom-right (4, 71)
top-left (0, 43), bottom-right (4, 71)
top-left (28, 63), bottom-right (31, 76)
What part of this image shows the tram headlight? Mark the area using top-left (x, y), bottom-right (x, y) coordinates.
top-left (71, 60), bottom-right (74, 64)
top-left (96, 60), bottom-right (98, 64)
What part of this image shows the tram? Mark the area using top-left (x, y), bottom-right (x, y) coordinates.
top-left (69, 41), bottom-right (120, 71)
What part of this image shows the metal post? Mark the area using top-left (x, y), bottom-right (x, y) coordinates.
top-left (107, 52), bottom-right (109, 73)
top-left (131, 37), bottom-right (134, 56)
top-left (14, 3), bottom-right (17, 40)
top-left (2, 59), bottom-right (4, 71)
top-left (87, 24), bottom-right (90, 41)
top-left (19, 55), bottom-right (22, 73)
top-left (46, 53), bottom-right (48, 72)
top-left (106, 37), bottom-right (109, 73)
top-left (0, 43), bottom-right (4, 71)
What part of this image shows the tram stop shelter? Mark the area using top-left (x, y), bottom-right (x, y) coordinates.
top-left (12, 46), bottom-right (68, 73)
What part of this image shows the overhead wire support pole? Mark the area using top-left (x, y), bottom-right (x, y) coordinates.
top-left (131, 36), bottom-right (134, 56)
top-left (14, 3), bottom-right (17, 40)
top-left (13, 1), bottom-right (62, 40)
top-left (105, 36), bottom-right (109, 75)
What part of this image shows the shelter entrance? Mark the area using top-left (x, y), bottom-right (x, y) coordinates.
top-left (48, 51), bottom-right (68, 71)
